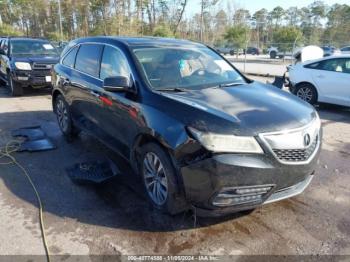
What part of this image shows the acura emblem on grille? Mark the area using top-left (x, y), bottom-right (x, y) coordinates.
top-left (304, 134), bottom-right (311, 147)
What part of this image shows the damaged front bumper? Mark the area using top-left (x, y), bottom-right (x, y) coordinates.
top-left (180, 147), bottom-right (320, 217)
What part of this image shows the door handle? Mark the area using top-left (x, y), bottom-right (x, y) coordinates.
top-left (90, 90), bottom-right (100, 97)
top-left (316, 75), bottom-right (325, 78)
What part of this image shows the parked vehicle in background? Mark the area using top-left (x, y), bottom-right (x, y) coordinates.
top-left (245, 47), bottom-right (260, 55)
top-left (288, 54), bottom-right (350, 106)
top-left (215, 46), bottom-right (235, 55)
top-left (321, 46), bottom-right (341, 57)
top-left (0, 37), bottom-right (60, 96)
top-left (52, 36), bottom-right (321, 216)
top-left (340, 46), bottom-right (350, 54)
top-left (267, 46), bottom-right (292, 59)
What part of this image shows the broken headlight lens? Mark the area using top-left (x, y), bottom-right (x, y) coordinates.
top-left (187, 127), bottom-right (263, 154)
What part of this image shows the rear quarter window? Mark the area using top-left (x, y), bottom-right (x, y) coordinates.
top-left (62, 46), bottom-right (79, 68)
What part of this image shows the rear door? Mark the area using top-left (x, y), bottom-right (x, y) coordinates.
top-left (69, 43), bottom-right (104, 130)
top-left (311, 58), bottom-right (350, 106)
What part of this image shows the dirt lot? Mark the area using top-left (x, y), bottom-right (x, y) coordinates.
top-left (0, 78), bottom-right (350, 260)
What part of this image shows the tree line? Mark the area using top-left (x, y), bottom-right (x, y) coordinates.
top-left (0, 0), bottom-right (349, 50)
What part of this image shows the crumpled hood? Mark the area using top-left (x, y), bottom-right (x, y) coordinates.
top-left (159, 82), bottom-right (316, 136)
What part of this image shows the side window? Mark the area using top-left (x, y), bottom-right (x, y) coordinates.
top-left (62, 46), bottom-right (79, 68)
top-left (319, 58), bottom-right (346, 73)
top-left (100, 46), bottom-right (131, 80)
top-left (75, 44), bottom-right (103, 77)
top-left (2, 39), bottom-right (8, 54)
top-left (344, 59), bottom-right (350, 74)
top-left (304, 62), bottom-right (322, 69)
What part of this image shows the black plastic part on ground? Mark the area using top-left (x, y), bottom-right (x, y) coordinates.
top-left (18, 139), bottom-right (56, 152)
top-left (11, 126), bottom-right (56, 152)
top-left (66, 160), bottom-right (120, 184)
top-left (12, 126), bottom-right (46, 140)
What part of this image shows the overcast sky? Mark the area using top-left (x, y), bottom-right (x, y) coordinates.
top-left (185, 0), bottom-right (350, 17)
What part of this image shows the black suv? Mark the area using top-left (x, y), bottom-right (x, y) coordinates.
top-left (52, 37), bottom-right (321, 216)
top-left (0, 37), bottom-right (59, 96)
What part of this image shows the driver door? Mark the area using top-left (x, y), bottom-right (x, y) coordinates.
top-left (97, 45), bottom-right (140, 158)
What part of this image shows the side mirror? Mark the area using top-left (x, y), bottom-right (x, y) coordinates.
top-left (103, 76), bottom-right (133, 92)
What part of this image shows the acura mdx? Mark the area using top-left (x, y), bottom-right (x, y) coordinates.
top-left (52, 37), bottom-right (322, 216)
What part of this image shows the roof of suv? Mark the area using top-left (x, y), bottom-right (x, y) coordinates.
top-left (73, 36), bottom-right (204, 48)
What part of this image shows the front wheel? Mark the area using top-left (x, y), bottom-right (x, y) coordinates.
top-left (139, 143), bottom-right (184, 214)
top-left (7, 72), bottom-right (23, 96)
top-left (294, 83), bottom-right (318, 105)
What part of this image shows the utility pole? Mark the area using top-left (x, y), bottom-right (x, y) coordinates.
top-left (200, 0), bottom-right (204, 42)
top-left (58, 0), bottom-right (63, 41)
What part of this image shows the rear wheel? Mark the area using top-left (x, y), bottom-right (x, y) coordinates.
top-left (294, 83), bottom-right (318, 105)
top-left (55, 94), bottom-right (80, 140)
top-left (139, 143), bottom-right (184, 214)
top-left (270, 51), bottom-right (277, 59)
top-left (7, 72), bottom-right (23, 96)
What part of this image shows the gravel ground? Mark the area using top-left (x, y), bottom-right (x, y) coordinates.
top-left (0, 80), bottom-right (349, 260)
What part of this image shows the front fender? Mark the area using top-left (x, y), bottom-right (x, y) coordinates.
top-left (134, 104), bottom-right (190, 155)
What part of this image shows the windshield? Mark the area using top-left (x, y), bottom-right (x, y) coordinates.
top-left (11, 40), bottom-right (58, 56)
top-left (133, 46), bottom-right (246, 90)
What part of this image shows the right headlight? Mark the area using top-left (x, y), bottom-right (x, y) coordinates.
top-left (15, 62), bottom-right (31, 70)
top-left (188, 127), bottom-right (264, 154)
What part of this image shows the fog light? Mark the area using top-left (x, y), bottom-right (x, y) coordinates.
top-left (212, 185), bottom-right (274, 207)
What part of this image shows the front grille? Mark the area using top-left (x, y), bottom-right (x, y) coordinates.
top-left (31, 69), bottom-right (51, 77)
top-left (273, 136), bottom-right (318, 162)
top-left (32, 63), bottom-right (53, 70)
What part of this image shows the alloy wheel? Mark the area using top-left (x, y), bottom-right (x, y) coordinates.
top-left (56, 99), bottom-right (69, 132)
top-left (296, 87), bottom-right (313, 102)
top-left (143, 152), bottom-right (168, 206)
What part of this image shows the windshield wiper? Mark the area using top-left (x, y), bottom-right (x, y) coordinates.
top-left (155, 87), bottom-right (187, 92)
top-left (218, 82), bottom-right (244, 88)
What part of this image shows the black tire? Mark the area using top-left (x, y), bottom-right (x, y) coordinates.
top-left (54, 94), bottom-right (80, 140)
top-left (294, 83), bottom-right (318, 105)
top-left (270, 51), bottom-right (277, 59)
top-left (139, 142), bottom-right (185, 215)
top-left (7, 72), bottom-right (23, 96)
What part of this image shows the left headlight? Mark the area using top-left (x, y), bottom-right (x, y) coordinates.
top-left (15, 62), bottom-right (31, 70)
top-left (188, 127), bottom-right (264, 154)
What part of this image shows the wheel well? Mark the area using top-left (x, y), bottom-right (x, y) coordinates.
top-left (295, 82), bottom-right (318, 100)
top-left (52, 90), bottom-right (63, 113)
top-left (132, 134), bottom-right (170, 167)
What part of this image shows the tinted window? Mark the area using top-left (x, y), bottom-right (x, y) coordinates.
top-left (62, 46), bottom-right (79, 68)
top-left (305, 62), bottom-right (322, 69)
top-left (100, 46), bottom-right (131, 80)
top-left (75, 44), bottom-right (103, 77)
top-left (319, 58), bottom-right (350, 73)
top-left (1, 39), bottom-right (8, 54)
